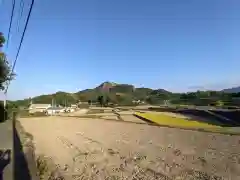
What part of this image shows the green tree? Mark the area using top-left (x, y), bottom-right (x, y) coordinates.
top-left (216, 100), bottom-right (224, 107)
top-left (0, 32), bottom-right (5, 47)
top-left (97, 96), bottom-right (104, 107)
top-left (105, 96), bottom-right (110, 106)
top-left (0, 32), bottom-right (15, 90)
top-left (88, 100), bottom-right (92, 105)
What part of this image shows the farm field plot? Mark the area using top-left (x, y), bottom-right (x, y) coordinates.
top-left (19, 116), bottom-right (240, 180)
top-left (60, 109), bottom-right (89, 116)
top-left (134, 112), bottom-right (240, 135)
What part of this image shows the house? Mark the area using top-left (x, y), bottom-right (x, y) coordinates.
top-left (132, 100), bottom-right (141, 104)
top-left (71, 104), bottom-right (77, 109)
top-left (28, 104), bottom-right (51, 114)
top-left (45, 107), bottom-right (65, 115)
top-left (64, 107), bottom-right (75, 113)
top-left (77, 101), bottom-right (88, 105)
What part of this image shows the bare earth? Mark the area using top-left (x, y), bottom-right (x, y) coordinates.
top-left (19, 116), bottom-right (240, 180)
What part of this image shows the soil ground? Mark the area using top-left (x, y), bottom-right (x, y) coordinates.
top-left (19, 113), bottom-right (240, 180)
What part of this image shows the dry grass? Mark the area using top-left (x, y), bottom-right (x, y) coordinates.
top-left (36, 155), bottom-right (65, 180)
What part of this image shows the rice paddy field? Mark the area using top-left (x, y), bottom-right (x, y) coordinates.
top-left (134, 111), bottom-right (240, 135)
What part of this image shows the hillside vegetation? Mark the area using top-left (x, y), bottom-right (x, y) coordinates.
top-left (9, 81), bottom-right (240, 108)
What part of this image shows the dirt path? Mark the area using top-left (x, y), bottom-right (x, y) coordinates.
top-left (19, 116), bottom-right (240, 180)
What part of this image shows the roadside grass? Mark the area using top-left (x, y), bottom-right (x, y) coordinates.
top-left (134, 112), bottom-right (240, 135)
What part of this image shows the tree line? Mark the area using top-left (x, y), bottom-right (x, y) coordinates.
top-left (0, 32), bottom-right (16, 120)
top-left (146, 90), bottom-right (240, 107)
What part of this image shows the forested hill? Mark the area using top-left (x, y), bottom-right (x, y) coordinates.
top-left (222, 86), bottom-right (240, 93)
top-left (8, 82), bottom-right (240, 107)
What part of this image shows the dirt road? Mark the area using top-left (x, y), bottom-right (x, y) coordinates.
top-left (19, 116), bottom-right (240, 180)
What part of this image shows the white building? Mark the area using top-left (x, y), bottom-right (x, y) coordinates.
top-left (71, 104), bottom-right (77, 109)
top-left (29, 104), bottom-right (51, 114)
top-left (45, 107), bottom-right (65, 115)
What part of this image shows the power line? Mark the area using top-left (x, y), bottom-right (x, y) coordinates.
top-left (4, 0), bottom-right (35, 94)
top-left (6, 0), bottom-right (16, 48)
top-left (16, 0), bottom-right (24, 33)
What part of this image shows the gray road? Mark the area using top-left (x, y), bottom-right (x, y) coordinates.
top-left (0, 119), bottom-right (13, 180)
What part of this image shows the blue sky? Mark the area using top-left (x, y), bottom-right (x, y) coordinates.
top-left (0, 0), bottom-right (240, 100)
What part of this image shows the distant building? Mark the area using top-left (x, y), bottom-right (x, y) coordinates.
top-left (132, 100), bottom-right (146, 105)
top-left (71, 104), bottom-right (77, 109)
top-left (77, 101), bottom-right (88, 105)
top-left (28, 104), bottom-right (51, 114)
top-left (132, 100), bottom-right (141, 104)
top-left (45, 107), bottom-right (65, 115)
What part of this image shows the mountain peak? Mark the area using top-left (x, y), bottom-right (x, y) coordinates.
top-left (97, 81), bottom-right (118, 92)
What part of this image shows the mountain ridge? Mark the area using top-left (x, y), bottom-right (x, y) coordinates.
top-left (10, 82), bottom-right (163, 106)
top-left (222, 86), bottom-right (240, 93)
top-left (8, 82), bottom-right (240, 107)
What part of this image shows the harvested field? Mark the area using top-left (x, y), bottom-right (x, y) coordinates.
top-left (19, 116), bottom-right (240, 180)
top-left (60, 109), bottom-right (89, 117)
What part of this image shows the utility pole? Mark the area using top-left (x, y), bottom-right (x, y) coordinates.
top-left (3, 96), bottom-right (6, 108)
top-left (3, 93), bottom-right (6, 122)
top-left (51, 98), bottom-right (54, 116)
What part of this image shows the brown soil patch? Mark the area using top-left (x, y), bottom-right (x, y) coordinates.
top-left (19, 116), bottom-right (240, 180)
